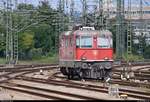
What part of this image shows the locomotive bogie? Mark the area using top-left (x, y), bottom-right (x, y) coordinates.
top-left (59, 61), bottom-right (113, 79)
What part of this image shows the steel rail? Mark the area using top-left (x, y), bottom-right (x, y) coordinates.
top-left (15, 76), bottom-right (150, 99)
top-left (0, 85), bottom-right (68, 100)
top-left (0, 65), bottom-right (59, 83)
top-left (0, 64), bottom-right (58, 72)
top-left (0, 82), bottom-right (100, 100)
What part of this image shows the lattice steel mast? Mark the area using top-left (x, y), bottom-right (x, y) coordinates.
top-left (4, 0), bottom-right (19, 65)
top-left (70, 0), bottom-right (75, 28)
top-left (81, 0), bottom-right (100, 27)
top-left (6, 0), bottom-right (14, 65)
top-left (127, 0), bottom-right (132, 55)
top-left (105, 0), bottom-right (110, 30)
top-left (139, 0), bottom-right (144, 55)
top-left (98, 0), bottom-right (104, 30)
top-left (0, 1), bottom-right (5, 53)
top-left (58, 0), bottom-right (65, 31)
top-left (54, 0), bottom-right (65, 52)
top-left (70, 0), bottom-right (74, 20)
top-left (14, 0), bottom-right (18, 64)
top-left (82, 0), bottom-right (87, 26)
top-left (116, 0), bottom-right (125, 59)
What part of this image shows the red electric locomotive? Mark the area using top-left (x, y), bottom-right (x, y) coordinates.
top-left (59, 26), bottom-right (113, 80)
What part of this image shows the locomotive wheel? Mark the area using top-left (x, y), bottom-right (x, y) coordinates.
top-left (70, 69), bottom-right (74, 79)
top-left (78, 70), bottom-right (83, 80)
top-left (67, 73), bottom-right (74, 80)
top-left (104, 69), bottom-right (112, 81)
top-left (105, 69), bottom-right (112, 78)
top-left (67, 68), bottom-right (71, 79)
top-left (67, 68), bottom-right (74, 80)
top-left (67, 74), bottom-right (71, 79)
top-left (60, 67), bottom-right (68, 75)
top-left (71, 75), bottom-right (74, 79)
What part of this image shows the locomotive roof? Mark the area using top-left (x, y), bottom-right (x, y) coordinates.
top-left (61, 30), bottom-right (112, 37)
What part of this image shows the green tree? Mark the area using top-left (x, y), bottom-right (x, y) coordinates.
top-left (17, 3), bottom-right (34, 10)
top-left (1, 1), bottom-right (69, 61)
top-left (19, 31), bottom-right (34, 59)
top-left (144, 45), bottom-right (150, 59)
top-left (0, 19), bottom-right (6, 57)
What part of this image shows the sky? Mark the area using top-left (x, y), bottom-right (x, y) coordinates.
top-left (17, 0), bottom-right (150, 10)
top-left (20, 0), bottom-right (150, 6)
top-left (0, 0), bottom-right (150, 11)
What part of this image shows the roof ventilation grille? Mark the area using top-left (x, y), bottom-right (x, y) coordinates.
top-left (80, 27), bottom-right (95, 31)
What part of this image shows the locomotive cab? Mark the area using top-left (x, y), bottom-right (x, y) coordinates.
top-left (59, 27), bottom-right (113, 80)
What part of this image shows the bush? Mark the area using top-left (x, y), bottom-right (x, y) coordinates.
top-left (113, 53), bottom-right (144, 61)
top-left (30, 48), bottom-right (43, 59)
top-left (123, 53), bottom-right (144, 62)
top-left (47, 51), bottom-right (56, 57)
top-left (144, 46), bottom-right (150, 59)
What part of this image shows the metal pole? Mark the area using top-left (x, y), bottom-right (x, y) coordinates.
top-left (127, 0), bottom-right (132, 55)
top-left (116, 0), bottom-right (125, 59)
top-left (139, 0), bottom-right (143, 56)
top-left (99, 0), bottom-right (103, 30)
top-left (82, 0), bottom-right (87, 26)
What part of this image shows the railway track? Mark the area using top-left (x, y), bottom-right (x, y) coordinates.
top-left (114, 60), bottom-right (150, 65)
top-left (0, 84), bottom-right (65, 100)
top-left (110, 79), bottom-right (150, 88)
top-left (12, 76), bottom-right (150, 100)
top-left (0, 64), bottom-right (59, 84)
top-left (113, 72), bottom-right (150, 81)
top-left (0, 60), bottom-right (150, 71)
top-left (0, 63), bottom-right (150, 100)
top-left (113, 65), bottom-right (150, 72)
top-left (0, 81), bottom-right (102, 100)
top-left (54, 68), bottom-right (150, 83)
top-left (0, 71), bottom-right (31, 83)
top-left (112, 65), bottom-right (150, 83)
top-left (54, 71), bottom-right (150, 90)
top-left (0, 64), bottom-right (58, 72)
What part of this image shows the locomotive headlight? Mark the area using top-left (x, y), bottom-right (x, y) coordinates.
top-left (81, 57), bottom-right (87, 60)
top-left (104, 57), bottom-right (109, 60)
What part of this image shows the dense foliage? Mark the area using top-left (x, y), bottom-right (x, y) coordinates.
top-left (0, 1), bottom-right (68, 60)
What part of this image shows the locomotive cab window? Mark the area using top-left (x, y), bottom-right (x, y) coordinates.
top-left (60, 37), bottom-right (65, 47)
top-left (76, 36), bottom-right (80, 48)
top-left (81, 36), bottom-right (92, 48)
top-left (76, 36), bottom-right (93, 48)
top-left (70, 37), bottom-right (73, 47)
top-left (97, 35), bottom-right (112, 48)
top-left (65, 38), bottom-right (69, 47)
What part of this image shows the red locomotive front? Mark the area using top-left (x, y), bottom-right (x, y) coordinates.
top-left (59, 27), bottom-right (113, 80)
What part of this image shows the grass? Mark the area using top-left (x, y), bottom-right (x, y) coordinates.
top-left (1, 53), bottom-right (146, 65)
top-left (0, 54), bottom-right (58, 65)
top-left (122, 53), bottom-right (144, 62)
top-left (113, 53), bottom-right (144, 61)
top-left (19, 55), bottom-right (58, 64)
top-left (0, 58), bottom-right (6, 64)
